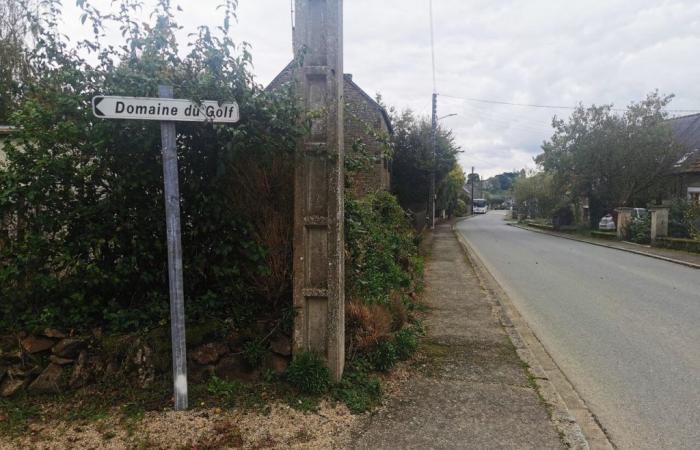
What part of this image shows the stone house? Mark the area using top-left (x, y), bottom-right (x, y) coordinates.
top-left (668, 113), bottom-right (700, 204)
top-left (267, 63), bottom-right (392, 198)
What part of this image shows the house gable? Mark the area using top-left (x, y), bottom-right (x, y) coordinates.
top-left (266, 63), bottom-right (392, 197)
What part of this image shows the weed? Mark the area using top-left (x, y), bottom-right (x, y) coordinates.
top-left (102, 431), bottom-right (117, 440)
top-left (0, 398), bottom-right (40, 436)
top-left (288, 395), bottom-right (320, 412)
top-left (420, 340), bottom-right (449, 359)
top-left (368, 340), bottom-right (398, 372)
top-left (332, 364), bottom-right (382, 413)
top-left (242, 340), bottom-right (266, 369)
top-left (66, 398), bottom-right (110, 422)
top-left (388, 292), bottom-right (409, 331)
top-left (285, 352), bottom-right (331, 395)
top-left (207, 376), bottom-right (242, 407)
top-left (118, 401), bottom-right (145, 437)
top-left (120, 402), bottom-right (145, 422)
top-left (346, 301), bottom-right (392, 354)
top-left (393, 328), bottom-right (419, 361)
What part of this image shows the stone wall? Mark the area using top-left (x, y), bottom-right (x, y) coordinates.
top-left (0, 326), bottom-right (292, 398)
top-left (343, 75), bottom-right (391, 198)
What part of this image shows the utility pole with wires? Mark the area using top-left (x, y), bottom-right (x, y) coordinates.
top-left (429, 93), bottom-right (437, 229)
top-left (428, 0), bottom-right (438, 229)
top-left (471, 166), bottom-right (475, 215)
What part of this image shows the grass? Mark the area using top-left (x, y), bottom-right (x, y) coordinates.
top-left (207, 376), bottom-right (243, 407)
top-left (419, 340), bottom-right (450, 359)
top-left (0, 397), bottom-right (40, 436)
top-left (0, 382), bottom-right (171, 439)
top-left (332, 361), bottom-right (382, 413)
top-left (505, 337), bottom-right (555, 418)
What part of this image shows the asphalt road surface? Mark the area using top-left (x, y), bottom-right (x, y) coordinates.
top-left (456, 211), bottom-right (700, 450)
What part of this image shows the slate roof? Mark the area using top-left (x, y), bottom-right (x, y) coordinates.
top-left (266, 61), bottom-right (393, 134)
top-left (669, 114), bottom-right (700, 173)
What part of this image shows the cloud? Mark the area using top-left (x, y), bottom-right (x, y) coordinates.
top-left (57, 0), bottom-right (700, 178)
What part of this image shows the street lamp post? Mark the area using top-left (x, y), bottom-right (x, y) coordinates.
top-left (428, 104), bottom-right (458, 229)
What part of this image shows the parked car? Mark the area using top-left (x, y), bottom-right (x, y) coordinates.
top-left (598, 214), bottom-right (616, 231)
top-left (631, 208), bottom-right (648, 221)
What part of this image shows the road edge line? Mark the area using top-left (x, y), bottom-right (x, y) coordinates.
top-left (508, 223), bottom-right (700, 270)
top-left (453, 225), bottom-right (615, 450)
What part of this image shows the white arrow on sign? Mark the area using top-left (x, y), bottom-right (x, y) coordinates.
top-left (92, 95), bottom-right (239, 123)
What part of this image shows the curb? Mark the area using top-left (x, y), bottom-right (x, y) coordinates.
top-left (453, 226), bottom-right (615, 450)
top-left (508, 223), bottom-right (700, 270)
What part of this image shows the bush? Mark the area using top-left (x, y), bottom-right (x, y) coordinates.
top-left (0, 2), bottom-right (301, 333)
top-left (669, 198), bottom-right (700, 238)
top-left (345, 192), bottom-right (423, 305)
top-left (626, 215), bottom-right (651, 244)
top-left (285, 352), bottom-right (331, 395)
top-left (455, 198), bottom-right (468, 217)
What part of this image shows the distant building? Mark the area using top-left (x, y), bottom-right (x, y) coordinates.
top-left (267, 63), bottom-right (392, 198)
top-left (668, 113), bottom-right (700, 204)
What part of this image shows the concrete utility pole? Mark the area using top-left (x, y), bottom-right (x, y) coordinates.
top-left (292, 0), bottom-right (345, 382)
top-left (429, 93), bottom-right (437, 229)
top-left (471, 166), bottom-right (475, 215)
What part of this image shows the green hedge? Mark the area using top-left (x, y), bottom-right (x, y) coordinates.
top-left (591, 230), bottom-right (617, 240)
top-left (0, 2), bottom-right (301, 333)
top-left (654, 237), bottom-right (700, 253)
top-left (523, 220), bottom-right (554, 231)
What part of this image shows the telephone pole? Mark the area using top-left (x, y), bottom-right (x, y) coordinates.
top-left (429, 93), bottom-right (437, 229)
top-left (292, 0), bottom-right (345, 382)
top-left (471, 166), bottom-right (475, 215)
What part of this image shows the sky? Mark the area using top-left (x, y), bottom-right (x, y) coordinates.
top-left (58, 0), bottom-right (700, 178)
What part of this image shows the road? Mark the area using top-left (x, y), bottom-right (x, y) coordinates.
top-left (456, 211), bottom-right (700, 450)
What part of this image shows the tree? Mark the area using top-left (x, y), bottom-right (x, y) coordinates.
top-left (536, 91), bottom-right (684, 225)
top-left (437, 165), bottom-right (467, 217)
top-left (490, 172), bottom-right (519, 191)
top-left (390, 109), bottom-right (460, 210)
top-left (512, 171), bottom-right (561, 219)
top-left (0, 0), bottom-right (32, 122)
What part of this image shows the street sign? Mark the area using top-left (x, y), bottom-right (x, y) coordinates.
top-left (91, 89), bottom-right (240, 410)
top-left (92, 95), bottom-right (239, 123)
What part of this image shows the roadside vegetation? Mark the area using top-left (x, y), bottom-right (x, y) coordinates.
top-left (511, 92), bottom-right (700, 245)
top-left (388, 107), bottom-right (468, 218)
top-left (0, 1), bottom-right (431, 444)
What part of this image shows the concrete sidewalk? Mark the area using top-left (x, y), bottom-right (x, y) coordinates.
top-left (350, 223), bottom-right (570, 450)
top-left (510, 223), bottom-right (700, 269)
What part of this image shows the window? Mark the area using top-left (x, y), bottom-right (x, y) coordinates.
top-left (689, 187), bottom-right (700, 205)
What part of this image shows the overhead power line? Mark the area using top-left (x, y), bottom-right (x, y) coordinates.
top-left (440, 93), bottom-right (700, 114)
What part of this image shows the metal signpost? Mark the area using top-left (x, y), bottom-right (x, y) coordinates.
top-left (92, 87), bottom-right (239, 410)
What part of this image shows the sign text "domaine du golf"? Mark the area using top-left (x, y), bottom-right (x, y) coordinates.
top-left (92, 95), bottom-right (239, 123)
